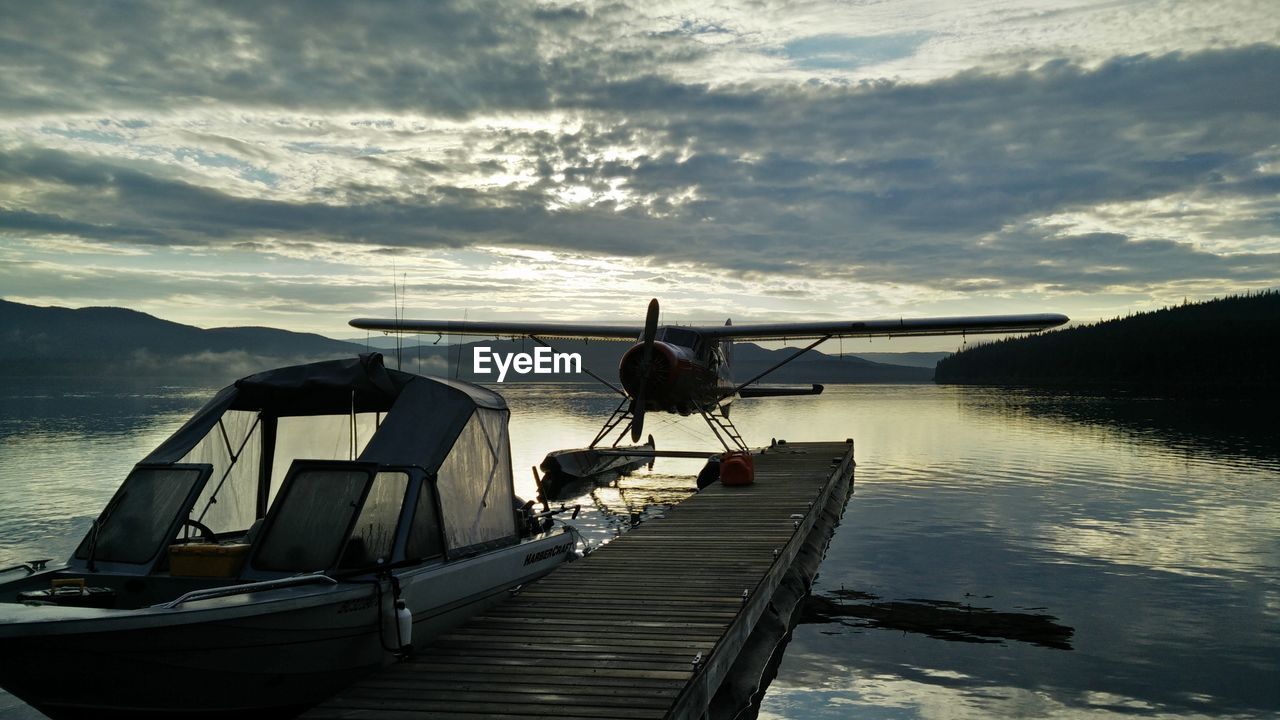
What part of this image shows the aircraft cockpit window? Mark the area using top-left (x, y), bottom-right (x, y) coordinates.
top-left (659, 327), bottom-right (701, 350)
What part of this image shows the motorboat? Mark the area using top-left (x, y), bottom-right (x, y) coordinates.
top-left (0, 354), bottom-right (578, 718)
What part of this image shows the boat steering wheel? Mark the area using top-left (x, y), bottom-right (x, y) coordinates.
top-left (180, 518), bottom-right (217, 544)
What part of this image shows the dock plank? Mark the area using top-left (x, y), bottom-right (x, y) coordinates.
top-left (302, 441), bottom-right (854, 720)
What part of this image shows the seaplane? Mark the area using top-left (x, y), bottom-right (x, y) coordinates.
top-left (351, 301), bottom-right (1068, 486)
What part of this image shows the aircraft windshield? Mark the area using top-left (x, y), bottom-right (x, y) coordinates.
top-left (659, 327), bottom-right (701, 349)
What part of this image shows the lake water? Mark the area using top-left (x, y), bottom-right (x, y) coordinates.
top-left (2, 379), bottom-right (1278, 718)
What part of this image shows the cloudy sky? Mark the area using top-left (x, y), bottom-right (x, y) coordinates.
top-left (1, 0), bottom-right (1276, 346)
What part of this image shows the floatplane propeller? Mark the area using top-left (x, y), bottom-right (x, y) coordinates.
top-left (629, 298), bottom-right (660, 442)
top-left (350, 300), bottom-right (1068, 453)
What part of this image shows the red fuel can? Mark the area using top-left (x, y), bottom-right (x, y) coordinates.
top-left (720, 451), bottom-right (755, 486)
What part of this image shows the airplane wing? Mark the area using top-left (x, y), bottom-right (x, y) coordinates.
top-left (350, 313), bottom-right (1068, 342)
top-left (348, 318), bottom-right (643, 342)
top-left (688, 314), bottom-right (1069, 341)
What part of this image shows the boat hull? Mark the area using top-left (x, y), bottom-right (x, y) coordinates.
top-left (0, 531), bottom-right (576, 718)
top-left (0, 617), bottom-right (369, 718)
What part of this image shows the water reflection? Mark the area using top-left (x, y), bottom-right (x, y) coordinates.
top-left (517, 469), bottom-right (697, 551)
top-left (0, 378), bottom-right (214, 440)
top-left (0, 379), bottom-right (215, 567)
top-left (2, 380), bottom-right (1278, 719)
top-left (756, 385), bottom-right (1280, 719)
top-left (959, 388), bottom-right (1280, 470)
top-left (802, 589), bottom-right (1075, 650)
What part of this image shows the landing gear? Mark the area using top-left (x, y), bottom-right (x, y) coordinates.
top-left (589, 396), bottom-right (748, 453)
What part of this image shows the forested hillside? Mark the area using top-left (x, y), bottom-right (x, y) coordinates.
top-left (934, 291), bottom-right (1280, 397)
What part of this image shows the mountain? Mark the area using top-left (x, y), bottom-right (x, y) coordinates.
top-left (0, 299), bottom-right (365, 379)
top-left (934, 291), bottom-right (1280, 397)
top-left (729, 343), bottom-right (932, 383)
top-left (852, 351), bottom-right (951, 368)
top-left (1, 299), bottom-right (932, 383)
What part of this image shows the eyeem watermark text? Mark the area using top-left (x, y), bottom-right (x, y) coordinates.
top-left (473, 347), bottom-right (582, 382)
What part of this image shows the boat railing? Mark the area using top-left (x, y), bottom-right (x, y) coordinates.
top-left (154, 573), bottom-right (338, 609)
top-left (0, 559), bottom-right (51, 576)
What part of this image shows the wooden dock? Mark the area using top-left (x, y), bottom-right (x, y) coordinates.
top-left (303, 440), bottom-right (856, 720)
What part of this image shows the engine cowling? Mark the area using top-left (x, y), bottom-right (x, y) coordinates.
top-left (618, 341), bottom-right (681, 410)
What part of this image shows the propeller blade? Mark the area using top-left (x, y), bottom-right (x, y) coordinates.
top-left (632, 299), bottom-right (657, 441)
top-left (641, 298), bottom-right (659, 365)
top-left (643, 298), bottom-right (659, 346)
top-left (640, 298), bottom-right (659, 377)
top-left (630, 389), bottom-right (647, 442)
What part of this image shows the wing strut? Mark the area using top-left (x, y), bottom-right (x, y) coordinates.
top-left (589, 396), bottom-right (638, 449)
top-left (731, 335), bottom-right (832, 397)
top-left (529, 334), bottom-right (626, 398)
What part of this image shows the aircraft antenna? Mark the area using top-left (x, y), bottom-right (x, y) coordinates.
top-left (392, 262), bottom-right (402, 370)
top-left (454, 309), bottom-right (466, 379)
top-left (401, 272), bottom-right (408, 370)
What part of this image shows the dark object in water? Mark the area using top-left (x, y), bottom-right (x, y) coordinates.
top-left (801, 588), bottom-right (1074, 650)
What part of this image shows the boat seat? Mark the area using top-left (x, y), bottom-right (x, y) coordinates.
top-left (243, 518), bottom-right (265, 545)
top-left (339, 537), bottom-right (371, 569)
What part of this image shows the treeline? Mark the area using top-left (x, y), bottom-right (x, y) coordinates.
top-left (934, 291), bottom-right (1280, 397)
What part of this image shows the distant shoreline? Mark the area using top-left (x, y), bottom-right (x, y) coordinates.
top-left (935, 291), bottom-right (1279, 400)
top-left (935, 378), bottom-right (1280, 402)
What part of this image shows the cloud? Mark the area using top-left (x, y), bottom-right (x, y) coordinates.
top-left (5, 46), bottom-right (1276, 296)
top-left (0, 2), bottom-right (559, 118)
top-left (0, 2), bottom-right (1276, 333)
top-left (3, 1), bottom-right (1273, 122)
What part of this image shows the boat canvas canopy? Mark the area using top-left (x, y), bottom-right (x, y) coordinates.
top-left (435, 408), bottom-right (516, 554)
top-left (125, 354), bottom-right (517, 553)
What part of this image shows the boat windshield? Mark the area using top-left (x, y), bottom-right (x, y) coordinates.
top-left (250, 465), bottom-right (418, 573)
top-left (252, 468), bottom-right (371, 572)
top-left (340, 471), bottom-right (410, 569)
top-left (74, 466), bottom-right (209, 565)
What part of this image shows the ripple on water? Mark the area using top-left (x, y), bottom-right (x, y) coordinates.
top-left (2, 381), bottom-right (1278, 718)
